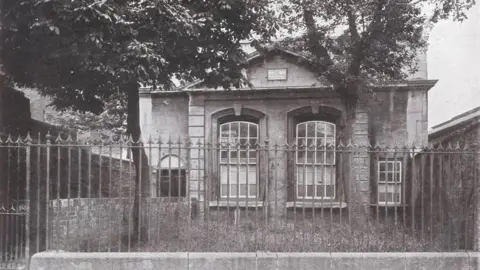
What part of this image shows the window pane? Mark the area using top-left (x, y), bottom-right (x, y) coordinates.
top-left (379, 162), bottom-right (386, 172)
top-left (231, 122), bottom-right (239, 138)
top-left (300, 139), bottom-right (315, 164)
top-left (297, 138), bottom-right (307, 147)
top-left (379, 172), bottom-right (386, 182)
top-left (230, 184), bottom-right (238, 197)
top-left (387, 162), bottom-right (394, 171)
top-left (316, 149), bottom-right (325, 164)
top-left (320, 167), bottom-right (335, 185)
top-left (221, 184), bottom-right (228, 197)
top-left (220, 136), bottom-right (228, 145)
top-left (306, 185), bottom-right (314, 197)
top-left (388, 172), bottom-right (394, 182)
top-left (395, 172), bottom-right (401, 183)
top-left (326, 123), bottom-right (335, 136)
top-left (249, 124), bottom-right (258, 138)
top-left (220, 124), bottom-right (229, 138)
top-left (249, 138), bottom-right (257, 147)
top-left (248, 151), bottom-right (257, 163)
top-left (240, 184), bottom-right (248, 196)
top-left (306, 148), bottom-right (314, 163)
top-left (230, 150), bottom-right (237, 160)
top-left (297, 167), bottom-right (314, 184)
top-left (222, 165), bottom-right (256, 184)
top-left (316, 122), bottom-right (325, 138)
top-left (220, 151), bottom-right (228, 162)
top-left (326, 151), bottom-right (334, 164)
top-left (307, 122), bottom-right (315, 137)
top-left (396, 162), bottom-right (402, 171)
top-left (243, 166), bottom-right (257, 184)
top-left (238, 150), bottom-right (247, 161)
top-left (378, 184), bottom-right (401, 203)
top-left (316, 138), bottom-right (326, 148)
top-left (240, 123), bottom-right (249, 137)
top-left (316, 185), bottom-right (324, 197)
top-left (297, 185), bottom-right (305, 197)
top-left (297, 123), bottom-right (306, 138)
top-left (326, 136), bottom-right (335, 147)
top-left (325, 185), bottom-right (335, 197)
top-left (297, 149), bottom-right (305, 164)
top-left (239, 138), bottom-right (248, 147)
top-left (220, 167), bottom-right (229, 184)
top-left (249, 184), bottom-right (257, 196)
top-left (378, 192), bottom-right (386, 202)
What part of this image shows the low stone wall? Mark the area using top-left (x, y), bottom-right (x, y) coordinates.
top-left (48, 198), bottom-right (189, 251)
top-left (29, 252), bottom-right (480, 270)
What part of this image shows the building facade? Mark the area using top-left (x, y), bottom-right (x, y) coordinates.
top-left (139, 46), bottom-right (436, 217)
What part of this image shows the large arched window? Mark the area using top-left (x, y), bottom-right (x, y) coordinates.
top-left (296, 121), bottom-right (336, 199)
top-left (219, 121), bottom-right (258, 198)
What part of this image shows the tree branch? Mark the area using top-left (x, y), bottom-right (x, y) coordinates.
top-left (303, 8), bottom-right (344, 85)
top-left (346, 3), bottom-right (360, 43)
top-left (347, 0), bottom-right (388, 78)
top-left (346, 2), bottom-right (362, 77)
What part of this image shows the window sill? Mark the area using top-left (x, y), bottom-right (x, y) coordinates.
top-left (209, 200), bottom-right (264, 208)
top-left (370, 203), bottom-right (407, 207)
top-left (286, 201), bottom-right (347, 209)
top-left (150, 197), bottom-right (188, 203)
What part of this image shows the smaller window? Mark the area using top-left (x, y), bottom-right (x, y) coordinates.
top-left (157, 155), bottom-right (187, 198)
top-left (267, 68), bottom-right (287, 81)
top-left (377, 160), bottom-right (402, 205)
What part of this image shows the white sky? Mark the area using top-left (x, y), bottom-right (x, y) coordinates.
top-left (427, 3), bottom-right (480, 128)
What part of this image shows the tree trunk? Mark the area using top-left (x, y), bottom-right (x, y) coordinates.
top-left (126, 85), bottom-right (150, 246)
top-left (340, 95), bottom-right (369, 229)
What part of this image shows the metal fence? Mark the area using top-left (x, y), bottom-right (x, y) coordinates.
top-left (0, 134), bottom-right (479, 267)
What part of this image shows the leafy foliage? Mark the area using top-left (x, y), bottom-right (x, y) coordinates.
top-left (270, 0), bottom-right (475, 90)
top-left (2, 0), bottom-right (276, 113)
top-left (44, 91), bottom-right (128, 137)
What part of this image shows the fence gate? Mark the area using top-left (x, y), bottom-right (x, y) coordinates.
top-left (0, 141), bottom-right (28, 270)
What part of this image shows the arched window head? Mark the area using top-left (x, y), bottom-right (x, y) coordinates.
top-left (159, 155), bottom-right (185, 170)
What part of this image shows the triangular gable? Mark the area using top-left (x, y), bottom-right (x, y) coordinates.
top-left (183, 46), bottom-right (324, 91)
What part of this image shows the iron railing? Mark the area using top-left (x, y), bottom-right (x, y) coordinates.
top-left (0, 134), bottom-right (479, 268)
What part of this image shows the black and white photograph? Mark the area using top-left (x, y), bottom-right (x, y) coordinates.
top-left (0, 0), bottom-right (479, 269)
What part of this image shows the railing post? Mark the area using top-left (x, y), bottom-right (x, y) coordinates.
top-left (474, 152), bottom-right (480, 251)
top-left (190, 197), bottom-right (198, 220)
top-left (25, 134), bottom-right (31, 265)
top-left (45, 132), bottom-right (52, 251)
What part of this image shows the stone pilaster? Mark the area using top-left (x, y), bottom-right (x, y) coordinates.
top-left (188, 94), bottom-right (205, 214)
top-left (352, 108), bottom-right (370, 208)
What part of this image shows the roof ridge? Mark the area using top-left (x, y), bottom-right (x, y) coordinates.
top-left (431, 105), bottom-right (480, 130)
top-left (429, 106), bottom-right (480, 136)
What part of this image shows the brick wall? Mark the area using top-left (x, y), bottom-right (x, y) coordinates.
top-left (28, 144), bottom-right (135, 253)
top-left (47, 198), bottom-right (189, 251)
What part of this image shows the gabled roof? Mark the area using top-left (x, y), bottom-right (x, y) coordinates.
top-left (180, 45), bottom-right (314, 91)
top-left (429, 105), bottom-right (480, 138)
top-left (139, 43), bottom-right (436, 94)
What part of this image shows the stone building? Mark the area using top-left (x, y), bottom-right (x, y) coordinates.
top-left (138, 44), bottom-right (436, 217)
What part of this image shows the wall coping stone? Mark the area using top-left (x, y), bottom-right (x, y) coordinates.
top-left (29, 251), bottom-right (480, 270)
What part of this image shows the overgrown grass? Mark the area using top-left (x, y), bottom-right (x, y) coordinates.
top-left (139, 218), bottom-right (444, 252)
top-left (50, 203), bottom-right (460, 253)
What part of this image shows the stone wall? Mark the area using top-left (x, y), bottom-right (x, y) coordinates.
top-left (47, 198), bottom-right (189, 251)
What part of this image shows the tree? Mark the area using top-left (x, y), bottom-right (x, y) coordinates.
top-left (267, 0), bottom-right (476, 225)
top-left (44, 91), bottom-right (128, 138)
top-left (1, 0), bottom-right (276, 245)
